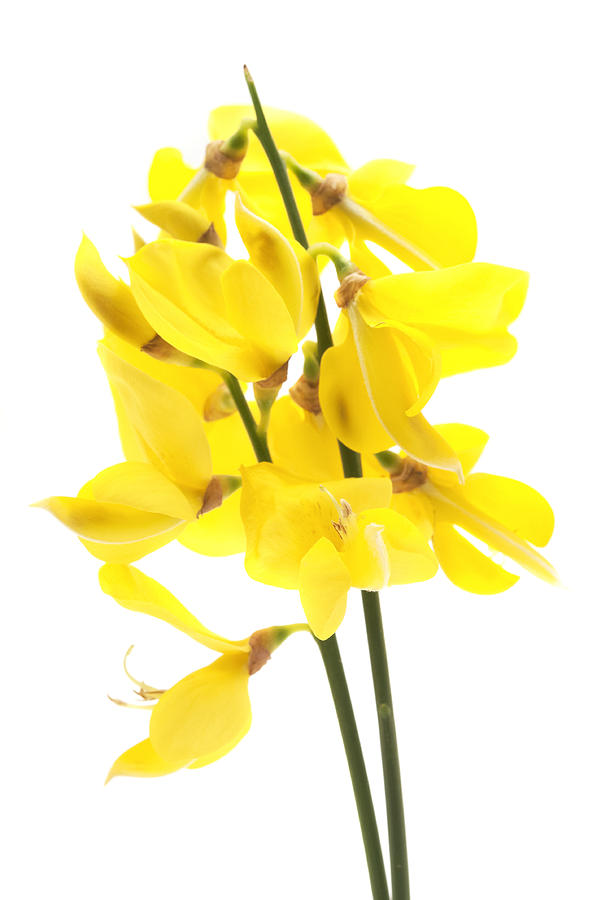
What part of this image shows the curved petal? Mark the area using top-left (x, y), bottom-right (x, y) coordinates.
top-left (127, 240), bottom-right (251, 370)
top-left (344, 184), bottom-right (477, 271)
top-left (134, 201), bottom-right (212, 242)
top-left (99, 564), bottom-right (248, 653)
top-left (221, 260), bottom-right (298, 379)
top-left (179, 492), bottom-right (246, 557)
top-left (98, 344), bottom-right (212, 491)
top-left (427, 327), bottom-right (518, 376)
top-left (148, 148), bottom-right (197, 201)
top-left (348, 159), bottom-right (415, 201)
top-left (357, 508), bottom-right (438, 584)
top-left (461, 474), bottom-right (554, 547)
top-left (149, 654), bottom-right (251, 765)
top-left (424, 482), bottom-right (558, 585)
top-left (390, 491), bottom-right (435, 541)
top-left (320, 311), bottom-right (461, 472)
top-left (363, 264), bottom-right (528, 331)
top-left (269, 396), bottom-right (343, 481)
top-left (432, 424), bottom-right (489, 479)
top-left (75, 235), bottom-right (154, 346)
top-left (299, 537), bottom-right (350, 640)
top-left (432, 522), bottom-right (519, 594)
top-left (105, 739), bottom-right (184, 783)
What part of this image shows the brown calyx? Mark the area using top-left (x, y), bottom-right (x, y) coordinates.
top-left (248, 630), bottom-right (272, 675)
top-left (199, 477), bottom-right (224, 515)
top-left (390, 458), bottom-right (428, 493)
top-left (198, 222), bottom-right (224, 248)
top-left (289, 374), bottom-right (321, 415)
top-left (204, 140), bottom-right (243, 180)
top-left (311, 173), bottom-right (348, 215)
top-left (335, 271), bottom-right (370, 308)
top-left (254, 360), bottom-right (289, 391)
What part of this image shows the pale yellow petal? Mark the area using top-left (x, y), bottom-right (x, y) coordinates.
top-left (357, 508), bottom-right (438, 585)
top-left (179, 492), bottom-right (246, 557)
top-left (105, 739), bottom-right (184, 782)
top-left (432, 522), bottom-right (519, 594)
top-left (148, 148), bottom-right (197, 202)
top-left (299, 537), bottom-right (350, 640)
top-left (75, 235), bottom-right (154, 346)
top-left (98, 343), bottom-right (212, 491)
top-left (149, 654), bottom-right (251, 765)
top-left (135, 201), bottom-right (212, 242)
top-left (461, 474), bottom-right (554, 547)
top-left (99, 563), bottom-right (247, 652)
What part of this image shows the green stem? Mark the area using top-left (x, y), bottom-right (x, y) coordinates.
top-left (362, 591), bottom-right (410, 900)
top-left (316, 635), bottom-right (390, 900)
top-left (245, 67), bottom-right (389, 900)
top-left (244, 66), bottom-right (333, 356)
top-left (220, 371), bottom-right (272, 463)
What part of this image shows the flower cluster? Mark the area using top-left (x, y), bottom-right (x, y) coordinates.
top-left (37, 99), bottom-right (556, 783)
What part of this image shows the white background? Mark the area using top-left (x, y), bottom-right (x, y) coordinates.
top-left (3, 1), bottom-right (596, 898)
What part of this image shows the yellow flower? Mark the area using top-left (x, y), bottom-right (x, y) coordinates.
top-left (210, 106), bottom-right (476, 270)
top-left (319, 263), bottom-right (528, 471)
top-left (100, 331), bottom-right (256, 557)
top-left (386, 423), bottom-right (557, 592)
top-left (240, 464), bottom-right (437, 640)
top-left (126, 196), bottom-right (319, 382)
top-left (34, 348), bottom-right (226, 562)
top-left (100, 564), bottom-right (308, 780)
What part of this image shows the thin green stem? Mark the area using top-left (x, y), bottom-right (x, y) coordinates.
top-left (362, 591), bottom-right (410, 900)
top-left (220, 371), bottom-right (272, 463)
top-left (316, 635), bottom-right (390, 900)
top-left (244, 66), bottom-right (334, 356)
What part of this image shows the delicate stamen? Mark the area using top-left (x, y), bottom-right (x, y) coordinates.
top-left (320, 486), bottom-right (353, 537)
top-left (108, 694), bottom-right (157, 711)
top-left (122, 646), bottom-right (164, 698)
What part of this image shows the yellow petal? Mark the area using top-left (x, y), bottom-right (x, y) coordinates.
top-left (345, 182), bottom-right (477, 271)
top-left (127, 239), bottom-right (248, 371)
top-left (101, 331), bottom-right (222, 444)
top-left (149, 654), bottom-right (251, 765)
top-left (432, 522), bottom-right (519, 594)
top-left (179, 492), bottom-right (246, 556)
top-left (423, 482), bottom-right (558, 585)
top-left (348, 159), bottom-right (415, 200)
top-left (299, 537), bottom-right (350, 640)
top-left (34, 494), bottom-right (183, 547)
top-left (461, 474), bottom-right (554, 547)
top-left (235, 195), bottom-right (319, 339)
top-left (432, 424), bottom-right (489, 479)
top-left (89, 461), bottom-right (197, 518)
top-left (241, 463), bottom-right (391, 588)
top-left (428, 328), bottom-right (519, 376)
top-left (221, 259), bottom-right (298, 379)
top-left (98, 343), bottom-right (212, 492)
top-left (105, 739), bottom-right (184, 782)
top-left (75, 235), bottom-right (155, 346)
top-left (349, 239), bottom-right (393, 280)
top-left (356, 508), bottom-right (438, 585)
top-left (99, 564), bottom-right (248, 653)
top-left (148, 148), bottom-right (197, 202)
top-left (319, 311), bottom-right (460, 472)
top-left (134, 201), bottom-right (212, 242)
top-left (390, 491), bottom-right (435, 541)
top-left (269, 396), bottom-right (344, 482)
top-left (208, 106), bottom-right (349, 174)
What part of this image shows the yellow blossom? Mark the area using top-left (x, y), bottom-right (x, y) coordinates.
top-left (126, 196), bottom-right (319, 382)
top-left (385, 424), bottom-right (557, 592)
top-left (34, 348), bottom-right (230, 562)
top-left (100, 564), bottom-right (307, 780)
top-left (240, 464), bottom-right (437, 639)
top-left (319, 262), bottom-right (528, 471)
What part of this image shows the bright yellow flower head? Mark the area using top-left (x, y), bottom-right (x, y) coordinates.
top-left (100, 564), bottom-right (308, 780)
top-left (385, 423), bottom-right (557, 593)
top-left (319, 262), bottom-right (528, 471)
top-left (240, 464), bottom-right (437, 639)
top-left (100, 331), bottom-right (256, 557)
top-left (34, 348), bottom-right (225, 562)
top-left (126, 196), bottom-right (319, 382)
